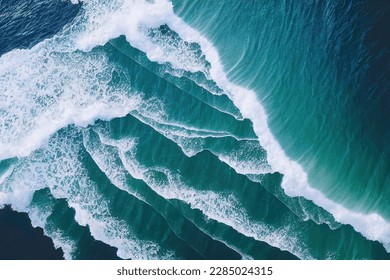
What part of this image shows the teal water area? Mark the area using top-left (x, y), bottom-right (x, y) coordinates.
top-left (172, 0), bottom-right (390, 218)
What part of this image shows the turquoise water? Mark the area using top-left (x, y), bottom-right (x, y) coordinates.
top-left (0, 0), bottom-right (389, 259)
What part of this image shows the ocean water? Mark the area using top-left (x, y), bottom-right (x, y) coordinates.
top-left (0, 0), bottom-right (389, 260)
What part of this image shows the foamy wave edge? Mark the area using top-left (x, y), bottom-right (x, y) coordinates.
top-left (68, 0), bottom-right (390, 250)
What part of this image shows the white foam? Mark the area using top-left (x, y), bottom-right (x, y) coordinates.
top-left (150, 167), bottom-right (311, 259)
top-left (131, 100), bottom-right (270, 175)
top-left (163, 67), bottom-right (226, 97)
top-left (91, 128), bottom-right (311, 259)
top-left (163, 18), bottom-right (390, 250)
top-left (134, 109), bottom-right (251, 140)
top-left (0, 41), bottom-right (144, 160)
top-left (44, 129), bottom-right (173, 259)
top-left (74, 0), bottom-right (390, 250)
top-left (145, 118), bottom-right (271, 175)
top-left (0, 158), bottom-right (45, 211)
top-left (28, 204), bottom-right (75, 260)
top-left (0, 157), bottom-right (75, 259)
top-left (217, 152), bottom-right (271, 175)
top-left (0, 165), bottom-right (15, 186)
top-left (2, 128), bottom-right (173, 259)
top-left (83, 130), bottom-right (250, 259)
top-left (74, 0), bottom-right (207, 74)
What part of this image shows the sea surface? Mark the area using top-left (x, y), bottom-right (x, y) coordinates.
top-left (0, 0), bottom-right (389, 260)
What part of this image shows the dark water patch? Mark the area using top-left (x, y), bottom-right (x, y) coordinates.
top-left (30, 188), bottom-right (120, 260)
top-left (0, 205), bottom-right (63, 260)
top-left (0, 0), bottom-right (81, 55)
top-left (358, 0), bottom-right (390, 157)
